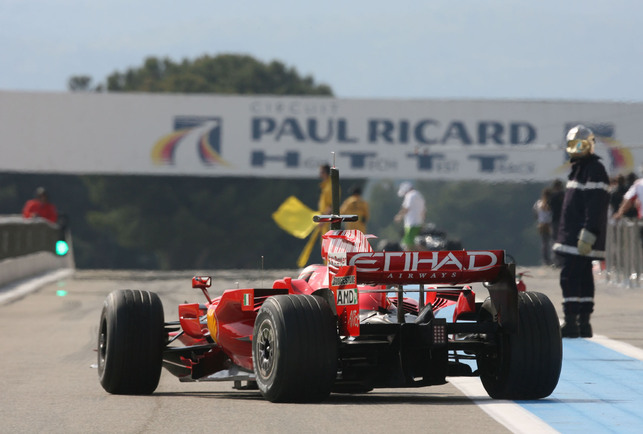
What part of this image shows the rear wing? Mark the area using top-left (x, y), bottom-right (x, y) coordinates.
top-left (317, 163), bottom-right (517, 333)
top-left (328, 249), bottom-right (519, 334)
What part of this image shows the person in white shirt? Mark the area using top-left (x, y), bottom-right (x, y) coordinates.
top-left (613, 176), bottom-right (643, 249)
top-left (394, 182), bottom-right (426, 250)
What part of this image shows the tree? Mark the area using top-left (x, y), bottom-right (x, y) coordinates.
top-left (68, 75), bottom-right (93, 92)
top-left (68, 75), bottom-right (104, 92)
top-left (83, 176), bottom-right (326, 269)
top-left (104, 54), bottom-right (333, 95)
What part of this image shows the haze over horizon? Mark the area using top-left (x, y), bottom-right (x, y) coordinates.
top-left (1, 1), bottom-right (642, 103)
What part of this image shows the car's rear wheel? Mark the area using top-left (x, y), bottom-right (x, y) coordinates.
top-left (252, 294), bottom-right (338, 402)
top-left (477, 291), bottom-right (562, 399)
top-left (98, 289), bottom-right (165, 394)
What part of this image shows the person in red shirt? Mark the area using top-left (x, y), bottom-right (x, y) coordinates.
top-left (22, 187), bottom-right (58, 223)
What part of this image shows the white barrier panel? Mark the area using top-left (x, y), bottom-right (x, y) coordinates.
top-left (2, 91), bottom-right (643, 180)
top-left (0, 252), bottom-right (70, 289)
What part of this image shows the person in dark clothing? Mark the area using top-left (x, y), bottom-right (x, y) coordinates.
top-left (548, 179), bottom-right (565, 268)
top-left (548, 179), bottom-right (564, 239)
top-left (552, 125), bottom-right (609, 338)
top-left (609, 174), bottom-right (628, 215)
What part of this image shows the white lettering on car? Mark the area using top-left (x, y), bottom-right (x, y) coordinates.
top-left (384, 252), bottom-right (405, 271)
top-left (350, 252), bottom-right (381, 272)
top-left (348, 309), bottom-right (360, 329)
top-left (412, 251), bottom-right (439, 270)
top-left (468, 251), bottom-right (498, 270)
top-left (336, 288), bottom-right (358, 306)
top-left (434, 252), bottom-right (463, 271)
top-left (348, 251), bottom-right (500, 275)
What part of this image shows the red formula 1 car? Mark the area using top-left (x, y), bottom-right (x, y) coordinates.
top-left (98, 235), bottom-right (562, 402)
top-left (97, 181), bottom-right (562, 403)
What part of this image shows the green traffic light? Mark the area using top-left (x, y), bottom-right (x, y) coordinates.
top-left (55, 240), bottom-right (69, 256)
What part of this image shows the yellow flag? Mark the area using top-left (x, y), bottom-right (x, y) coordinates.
top-left (272, 196), bottom-right (317, 239)
top-left (297, 226), bottom-right (321, 268)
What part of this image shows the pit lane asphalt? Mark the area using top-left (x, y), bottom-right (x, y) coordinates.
top-left (1, 266), bottom-right (642, 433)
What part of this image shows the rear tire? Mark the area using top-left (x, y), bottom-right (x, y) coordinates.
top-left (253, 294), bottom-right (338, 402)
top-left (98, 289), bottom-right (165, 394)
top-left (477, 291), bottom-right (562, 400)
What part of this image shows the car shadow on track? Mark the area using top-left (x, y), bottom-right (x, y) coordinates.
top-left (152, 390), bottom-right (480, 405)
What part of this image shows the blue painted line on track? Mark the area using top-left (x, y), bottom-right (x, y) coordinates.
top-left (395, 290), bottom-right (643, 432)
top-left (519, 339), bottom-right (643, 433)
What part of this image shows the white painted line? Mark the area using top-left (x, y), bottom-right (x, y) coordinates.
top-left (589, 334), bottom-right (643, 362)
top-left (449, 334), bottom-right (643, 433)
top-left (448, 377), bottom-right (559, 434)
top-left (0, 268), bottom-right (74, 304)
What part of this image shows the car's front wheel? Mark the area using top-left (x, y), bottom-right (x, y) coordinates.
top-left (253, 294), bottom-right (337, 402)
top-left (98, 289), bottom-right (165, 394)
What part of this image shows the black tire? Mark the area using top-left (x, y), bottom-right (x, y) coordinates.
top-left (252, 294), bottom-right (338, 402)
top-left (477, 291), bottom-right (562, 400)
top-left (98, 289), bottom-right (165, 395)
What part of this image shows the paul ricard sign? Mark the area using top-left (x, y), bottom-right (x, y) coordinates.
top-left (1, 91), bottom-right (640, 181)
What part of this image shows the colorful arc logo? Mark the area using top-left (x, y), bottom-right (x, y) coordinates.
top-left (151, 116), bottom-right (230, 166)
top-left (600, 136), bottom-right (634, 172)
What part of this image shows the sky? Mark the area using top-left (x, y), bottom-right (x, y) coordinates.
top-left (2, 0), bottom-right (643, 102)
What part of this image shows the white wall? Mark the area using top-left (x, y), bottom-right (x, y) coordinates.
top-left (0, 252), bottom-right (71, 288)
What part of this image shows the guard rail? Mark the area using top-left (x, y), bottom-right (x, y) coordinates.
top-left (605, 218), bottom-right (643, 288)
top-left (0, 215), bottom-right (74, 287)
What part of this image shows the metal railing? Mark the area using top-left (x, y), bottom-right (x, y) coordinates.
top-left (0, 215), bottom-right (62, 260)
top-left (0, 215), bottom-right (74, 287)
top-left (605, 218), bottom-right (643, 288)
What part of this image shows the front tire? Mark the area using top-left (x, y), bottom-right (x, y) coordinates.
top-left (98, 289), bottom-right (165, 394)
top-left (477, 291), bottom-right (562, 400)
top-left (253, 294), bottom-right (338, 402)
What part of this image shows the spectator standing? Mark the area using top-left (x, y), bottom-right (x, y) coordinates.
top-left (293, 164), bottom-right (334, 267)
top-left (548, 179), bottom-right (564, 239)
top-left (552, 125), bottom-right (609, 338)
top-left (626, 171), bottom-right (638, 188)
top-left (22, 187), bottom-right (58, 223)
top-left (609, 174), bottom-right (628, 215)
top-left (612, 175), bottom-right (643, 249)
top-left (339, 185), bottom-right (369, 233)
top-left (394, 182), bottom-right (426, 250)
top-left (533, 188), bottom-right (553, 266)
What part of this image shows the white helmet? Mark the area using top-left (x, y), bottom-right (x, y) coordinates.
top-left (566, 125), bottom-right (596, 158)
top-left (397, 182), bottom-right (413, 197)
